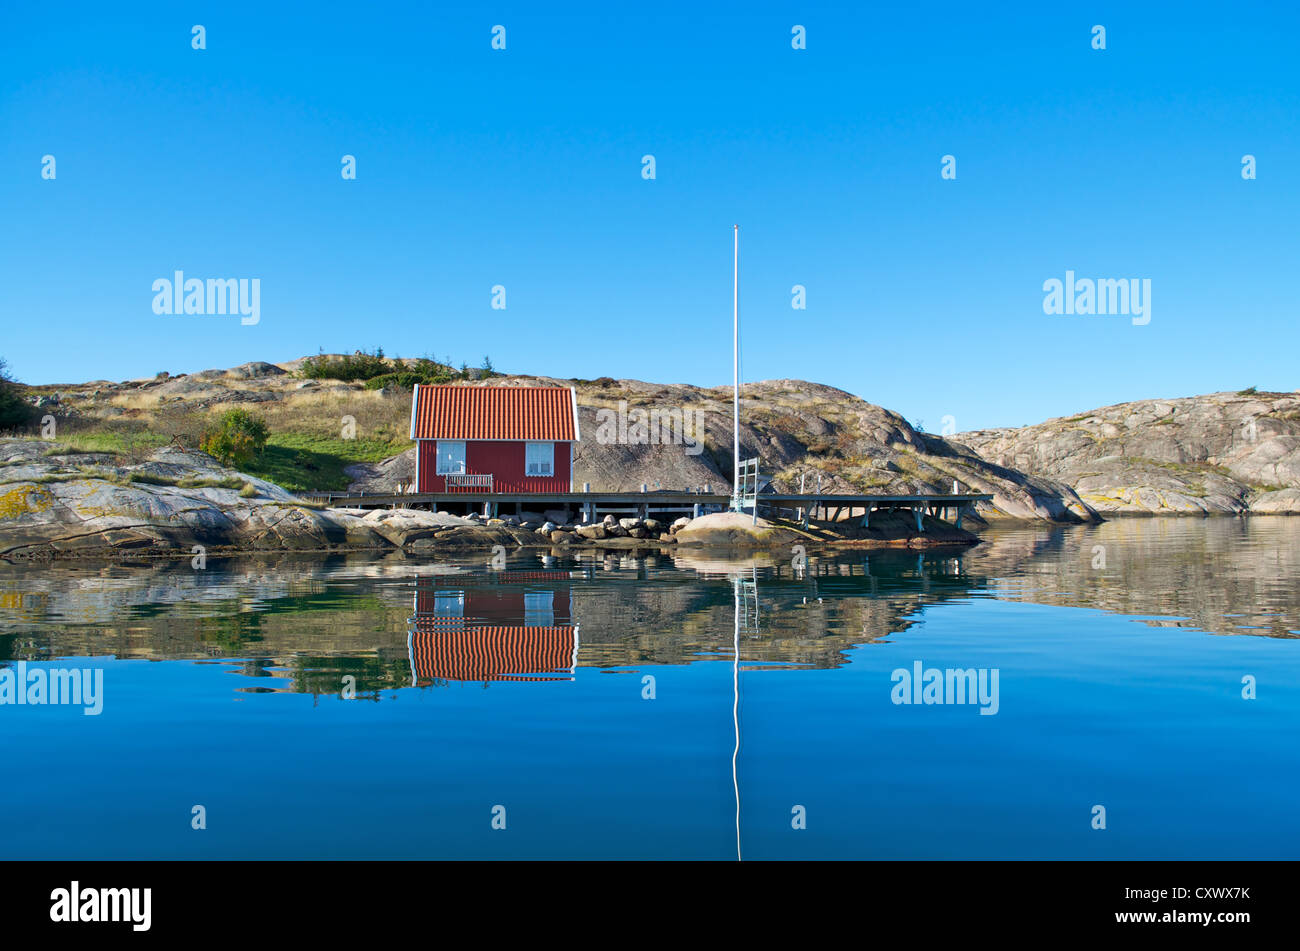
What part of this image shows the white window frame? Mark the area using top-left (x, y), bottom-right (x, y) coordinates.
top-left (436, 440), bottom-right (466, 475)
top-left (525, 441), bottom-right (554, 477)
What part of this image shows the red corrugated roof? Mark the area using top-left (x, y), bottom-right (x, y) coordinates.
top-left (410, 385), bottom-right (578, 441)
top-left (409, 622), bottom-right (576, 681)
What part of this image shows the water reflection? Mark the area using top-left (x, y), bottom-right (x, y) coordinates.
top-left (966, 518), bottom-right (1300, 638)
top-left (731, 570), bottom-right (750, 862)
top-left (1, 519), bottom-right (1298, 699)
top-left (4, 519), bottom-right (1300, 859)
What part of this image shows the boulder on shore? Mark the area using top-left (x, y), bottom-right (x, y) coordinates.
top-left (673, 510), bottom-right (979, 550)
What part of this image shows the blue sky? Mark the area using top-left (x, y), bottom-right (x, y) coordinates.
top-left (2, 1), bottom-right (1296, 431)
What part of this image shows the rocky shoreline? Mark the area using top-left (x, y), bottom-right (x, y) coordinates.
top-left (11, 356), bottom-right (1300, 523)
top-left (0, 441), bottom-right (980, 562)
top-left (7, 377), bottom-right (1299, 561)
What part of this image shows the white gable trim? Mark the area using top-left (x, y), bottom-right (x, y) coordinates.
top-left (570, 386), bottom-right (581, 442)
top-left (409, 383), bottom-right (419, 440)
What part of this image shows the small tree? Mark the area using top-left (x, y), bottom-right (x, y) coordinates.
top-left (0, 357), bottom-right (33, 431)
top-left (200, 408), bottom-right (270, 468)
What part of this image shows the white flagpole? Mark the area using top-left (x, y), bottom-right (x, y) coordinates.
top-left (732, 574), bottom-right (742, 861)
top-left (733, 224), bottom-right (740, 509)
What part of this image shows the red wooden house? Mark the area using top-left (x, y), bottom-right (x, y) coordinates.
top-left (409, 384), bottom-right (580, 493)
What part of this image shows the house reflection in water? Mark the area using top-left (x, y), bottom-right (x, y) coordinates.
top-left (407, 572), bottom-right (580, 684)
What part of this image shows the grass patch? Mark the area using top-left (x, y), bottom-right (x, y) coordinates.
top-left (42, 431), bottom-right (170, 456)
top-left (1123, 457), bottom-right (1235, 481)
top-left (239, 433), bottom-right (407, 492)
top-left (11, 424), bottom-right (409, 494)
top-left (127, 472), bottom-right (245, 490)
top-left (0, 467), bottom-right (248, 490)
top-left (0, 472), bottom-right (87, 486)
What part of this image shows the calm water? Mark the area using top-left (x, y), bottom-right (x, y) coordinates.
top-left (2, 518), bottom-right (1298, 859)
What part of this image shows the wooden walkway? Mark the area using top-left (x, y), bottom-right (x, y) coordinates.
top-left (300, 489), bottom-right (994, 531)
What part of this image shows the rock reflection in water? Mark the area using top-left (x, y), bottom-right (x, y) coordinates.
top-left (1, 517), bottom-right (1297, 700)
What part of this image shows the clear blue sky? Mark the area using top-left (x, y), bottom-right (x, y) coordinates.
top-left (2, 1), bottom-right (1296, 431)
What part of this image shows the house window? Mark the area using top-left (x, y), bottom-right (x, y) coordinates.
top-left (436, 441), bottom-right (466, 475)
top-left (523, 590), bottom-right (554, 626)
top-left (525, 441), bottom-right (554, 476)
top-left (433, 590), bottom-right (464, 617)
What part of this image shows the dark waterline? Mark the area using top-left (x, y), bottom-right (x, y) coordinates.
top-left (2, 517), bottom-right (1298, 859)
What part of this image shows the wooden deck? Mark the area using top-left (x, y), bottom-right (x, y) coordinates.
top-left (300, 489), bottom-right (995, 530)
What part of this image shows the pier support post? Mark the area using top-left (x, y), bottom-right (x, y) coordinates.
top-left (914, 505), bottom-right (925, 533)
top-left (861, 505), bottom-right (870, 529)
top-left (956, 503), bottom-right (965, 530)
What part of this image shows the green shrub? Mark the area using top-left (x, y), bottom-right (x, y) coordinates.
top-left (362, 357), bottom-right (473, 390)
top-left (299, 348), bottom-right (394, 382)
top-left (299, 350), bottom-right (492, 388)
top-left (0, 357), bottom-right (34, 432)
top-left (363, 372), bottom-right (414, 390)
top-left (200, 409), bottom-right (270, 468)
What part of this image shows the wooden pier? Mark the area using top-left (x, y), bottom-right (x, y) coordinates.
top-left (300, 489), bottom-right (994, 531)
